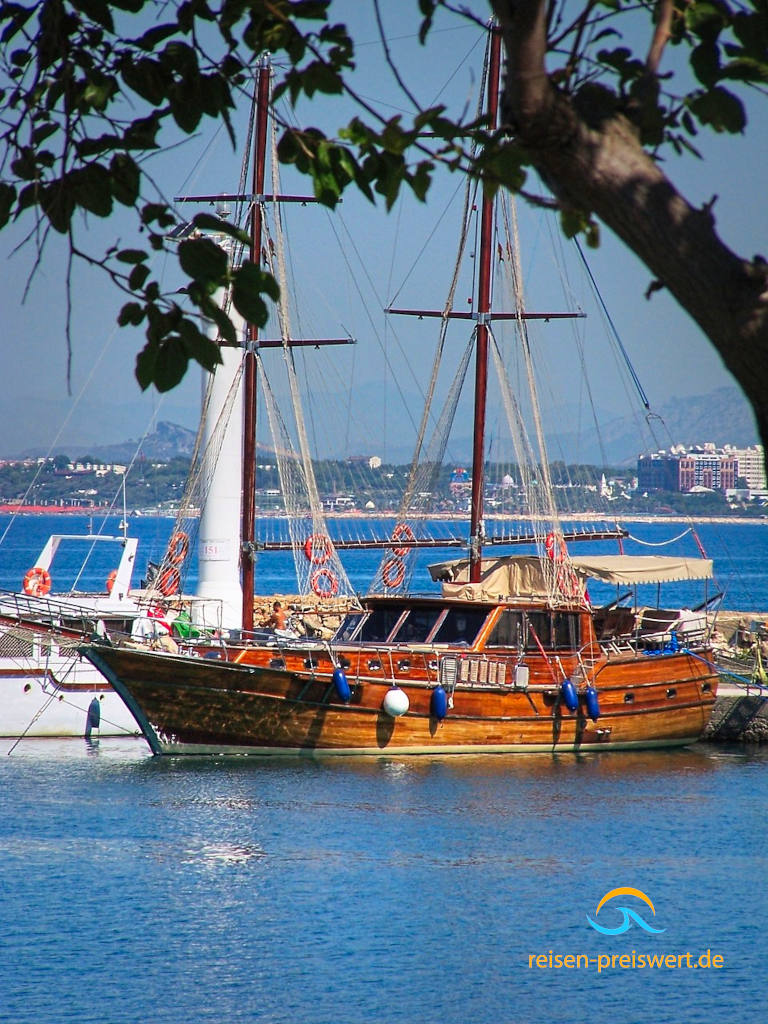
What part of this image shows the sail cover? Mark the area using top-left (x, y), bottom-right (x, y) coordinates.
top-left (428, 554), bottom-right (713, 599)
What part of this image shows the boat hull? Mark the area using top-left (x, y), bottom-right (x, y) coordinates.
top-left (86, 643), bottom-right (718, 756)
top-left (0, 662), bottom-right (140, 739)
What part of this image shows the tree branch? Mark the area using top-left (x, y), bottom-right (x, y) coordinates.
top-left (646, 0), bottom-right (676, 76)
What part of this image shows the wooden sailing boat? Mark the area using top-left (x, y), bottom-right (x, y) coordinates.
top-left (82, 32), bottom-right (719, 756)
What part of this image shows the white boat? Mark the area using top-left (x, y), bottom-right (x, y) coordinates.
top-left (0, 529), bottom-right (144, 739)
top-left (0, 519), bottom-right (229, 741)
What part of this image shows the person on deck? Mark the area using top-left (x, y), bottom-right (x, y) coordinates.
top-left (266, 601), bottom-right (287, 631)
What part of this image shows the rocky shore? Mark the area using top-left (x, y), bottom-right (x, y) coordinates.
top-left (704, 694), bottom-right (768, 744)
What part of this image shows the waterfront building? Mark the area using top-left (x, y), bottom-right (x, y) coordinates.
top-left (638, 443), bottom-right (765, 493)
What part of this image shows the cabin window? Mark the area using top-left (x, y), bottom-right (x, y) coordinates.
top-left (487, 611), bottom-right (524, 648)
top-left (526, 612), bottom-right (552, 649)
top-left (356, 606), bottom-right (405, 643)
top-left (432, 608), bottom-right (488, 645)
top-left (335, 613), bottom-right (363, 642)
top-left (390, 606), bottom-right (443, 644)
top-left (552, 613), bottom-right (581, 649)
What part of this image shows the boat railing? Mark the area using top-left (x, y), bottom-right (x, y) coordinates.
top-left (0, 589), bottom-right (115, 636)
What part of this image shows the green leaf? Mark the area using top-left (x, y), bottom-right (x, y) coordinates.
top-left (178, 318), bottom-right (222, 372)
top-left (0, 183), bottom-right (17, 228)
top-left (691, 41), bottom-right (721, 88)
top-left (134, 23), bottom-right (180, 51)
top-left (688, 86), bottom-right (746, 132)
top-left (135, 342), bottom-right (157, 391)
top-left (116, 248), bottom-right (148, 264)
top-left (141, 201), bottom-right (174, 227)
top-left (76, 133), bottom-right (121, 158)
top-left (153, 336), bottom-right (189, 391)
top-left (121, 58), bottom-right (169, 105)
top-left (10, 147), bottom-right (38, 181)
top-left (73, 0), bottom-right (115, 32)
top-left (31, 122), bottom-right (58, 146)
top-left (720, 55), bottom-right (768, 85)
top-left (231, 261), bottom-right (279, 326)
top-left (128, 263), bottom-right (151, 290)
top-left (41, 183), bottom-right (75, 234)
top-left (110, 153), bottom-right (141, 206)
top-left (192, 211), bottom-right (250, 245)
top-left (170, 88), bottom-right (202, 132)
top-left (118, 301), bottom-right (145, 326)
top-left (686, 2), bottom-right (728, 41)
top-left (199, 299), bottom-right (238, 345)
top-left (418, 0), bottom-right (437, 44)
top-left (83, 73), bottom-right (117, 111)
top-left (71, 164), bottom-right (113, 217)
top-left (178, 237), bottom-right (229, 282)
top-left (123, 114), bottom-right (161, 150)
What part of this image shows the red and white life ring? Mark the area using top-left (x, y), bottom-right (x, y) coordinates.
top-left (545, 531), bottom-right (567, 563)
top-left (106, 569), bottom-right (118, 594)
top-left (167, 530), bottom-right (189, 565)
top-left (391, 521), bottom-right (416, 557)
top-left (556, 563), bottom-right (581, 599)
top-left (23, 566), bottom-right (52, 597)
top-left (303, 533), bottom-right (332, 564)
top-left (157, 566), bottom-right (181, 596)
top-left (310, 566), bottom-right (339, 599)
top-left (381, 557), bottom-right (406, 589)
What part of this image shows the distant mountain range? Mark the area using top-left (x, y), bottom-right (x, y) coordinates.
top-left (5, 385), bottom-right (760, 467)
top-left (549, 385), bottom-right (761, 467)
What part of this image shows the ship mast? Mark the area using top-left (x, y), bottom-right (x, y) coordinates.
top-left (469, 25), bottom-right (501, 583)
top-left (240, 54), bottom-right (271, 631)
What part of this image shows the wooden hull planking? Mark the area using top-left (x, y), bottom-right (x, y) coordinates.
top-left (86, 642), bottom-right (718, 757)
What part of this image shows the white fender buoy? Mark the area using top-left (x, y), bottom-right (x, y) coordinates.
top-left (382, 687), bottom-right (409, 717)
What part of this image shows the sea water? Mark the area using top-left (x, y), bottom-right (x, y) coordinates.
top-left (1, 515), bottom-right (768, 1022)
top-left (1, 511), bottom-right (767, 609)
top-left (1, 742), bottom-right (767, 1023)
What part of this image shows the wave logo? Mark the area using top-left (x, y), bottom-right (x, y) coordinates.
top-left (586, 887), bottom-right (666, 935)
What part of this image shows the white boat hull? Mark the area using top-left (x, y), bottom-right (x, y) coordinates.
top-left (0, 653), bottom-right (139, 739)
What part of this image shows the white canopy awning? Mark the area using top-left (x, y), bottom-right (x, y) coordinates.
top-left (428, 553), bottom-right (713, 600)
top-left (569, 554), bottom-right (713, 585)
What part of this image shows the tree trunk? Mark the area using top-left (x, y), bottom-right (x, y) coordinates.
top-left (490, 0), bottom-right (768, 453)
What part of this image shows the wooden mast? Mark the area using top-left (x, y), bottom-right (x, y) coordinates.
top-left (241, 54), bottom-right (271, 632)
top-left (469, 25), bottom-right (501, 584)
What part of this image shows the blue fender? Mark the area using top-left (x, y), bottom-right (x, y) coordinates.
top-left (585, 685), bottom-right (600, 722)
top-left (561, 678), bottom-right (579, 712)
top-left (332, 667), bottom-right (351, 703)
top-left (430, 684), bottom-right (448, 721)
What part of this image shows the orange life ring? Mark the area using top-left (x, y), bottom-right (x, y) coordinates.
top-left (168, 530), bottom-right (189, 565)
top-left (106, 569), bottom-right (118, 594)
top-left (391, 521), bottom-right (415, 557)
top-left (157, 566), bottom-right (181, 596)
top-left (304, 533), bottom-right (332, 564)
top-left (310, 566), bottom-right (339, 599)
top-left (23, 566), bottom-right (52, 597)
top-left (545, 531), bottom-right (567, 562)
top-left (382, 556), bottom-right (406, 589)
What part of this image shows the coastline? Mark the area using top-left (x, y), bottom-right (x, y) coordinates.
top-left (1, 505), bottom-right (766, 526)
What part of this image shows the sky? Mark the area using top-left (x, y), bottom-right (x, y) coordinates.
top-left (1, 0), bottom-right (765, 461)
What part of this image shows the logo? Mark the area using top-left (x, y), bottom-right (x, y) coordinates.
top-left (586, 887), bottom-right (666, 935)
